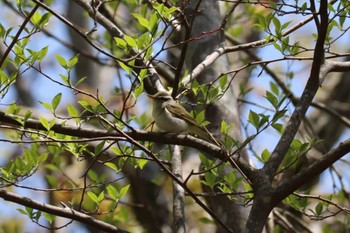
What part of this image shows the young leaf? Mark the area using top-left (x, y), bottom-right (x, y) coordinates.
top-left (133, 82), bottom-right (144, 98)
top-left (51, 93), bottom-right (62, 111)
top-left (315, 202), bottom-right (323, 216)
top-left (137, 159), bottom-right (148, 170)
top-left (202, 172), bottom-right (216, 189)
top-left (248, 110), bottom-right (260, 129)
top-left (55, 55), bottom-right (67, 69)
top-left (67, 104), bottom-right (79, 118)
top-left (43, 212), bottom-right (55, 224)
top-left (118, 61), bottom-right (132, 74)
top-left (114, 37), bottom-right (127, 50)
top-left (87, 191), bottom-right (99, 204)
top-left (119, 184), bottom-right (130, 198)
top-left (106, 184), bottom-right (118, 201)
top-left (39, 117), bottom-right (49, 131)
top-left (68, 54), bottom-right (79, 69)
top-left (97, 191), bottom-right (105, 203)
top-left (131, 13), bottom-right (149, 29)
top-left (105, 162), bottom-right (119, 172)
top-left (124, 35), bottom-right (137, 47)
top-left (265, 91), bottom-right (279, 109)
top-left (39, 101), bottom-right (52, 111)
top-left (261, 149), bottom-right (270, 162)
top-left (78, 100), bottom-right (94, 113)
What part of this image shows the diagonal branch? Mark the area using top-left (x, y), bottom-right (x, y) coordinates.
top-left (263, 0), bottom-right (329, 181)
top-left (0, 189), bottom-right (128, 233)
top-left (0, 3), bottom-right (39, 67)
top-left (273, 139), bottom-right (350, 201)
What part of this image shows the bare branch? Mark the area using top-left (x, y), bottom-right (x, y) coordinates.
top-left (171, 145), bottom-right (186, 233)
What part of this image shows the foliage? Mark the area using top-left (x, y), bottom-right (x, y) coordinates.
top-left (0, 0), bottom-right (349, 233)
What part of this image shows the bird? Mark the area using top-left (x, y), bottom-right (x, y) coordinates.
top-left (148, 91), bottom-right (221, 146)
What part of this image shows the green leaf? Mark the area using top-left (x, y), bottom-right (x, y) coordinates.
top-left (137, 32), bottom-right (151, 49)
top-left (221, 120), bottom-right (228, 134)
top-left (105, 162), bottom-right (119, 172)
top-left (97, 191), bottom-right (105, 203)
top-left (258, 114), bottom-right (269, 128)
top-left (124, 35), bottom-right (137, 47)
top-left (55, 55), bottom-right (67, 69)
top-left (39, 101), bottom-right (52, 111)
top-left (75, 76), bottom-right (87, 86)
top-left (37, 46), bottom-right (49, 62)
top-left (191, 79), bottom-right (200, 95)
top-left (119, 184), bottom-right (130, 198)
top-left (43, 212), bottom-right (55, 224)
top-left (261, 149), bottom-right (270, 162)
top-left (118, 61), bottom-right (132, 74)
top-left (272, 123), bottom-right (283, 133)
top-left (23, 110), bottom-right (32, 122)
top-left (248, 110), bottom-right (260, 129)
top-left (199, 217), bottom-right (215, 224)
top-left (131, 13), bottom-right (149, 29)
top-left (315, 202), bottom-right (323, 216)
top-left (272, 109), bottom-right (287, 122)
top-left (39, 117), bottom-right (49, 131)
top-left (39, 12), bottom-right (51, 28)
top-left (106, 184), bottom-right (118, 201)
top-left (194, 110), bottom-right (206, 124)
top-left (133, 82), bottom-right (144, 98)
top-left (51, 93), bottom-right (62, 111)
top-left (67, 104), bottom-right (79, 117)
top-left (78, 100), bottom-right (94, 113)
top-left (59, 74), bottom-right (69, 85)
top-left (94, 141), bottom-right (105, 155)
top-left (149, 12), bottom-right (159, 34)
top-left (203, 172), bottom-right (216, 189)
top-left (8, 104), bottom-right (21, 115)
top-left (270, 82), bottom-right (279, 96)
top-left (87, 191), bottom-right (99, 204)
top-left (114, 37), bottom-right (127, 50)
top-left (68, 54), bottom-right (79, 69)
top-left (88, 170), bottom-right (98, 181)
top-left (219, 74), bottom-right (228, 90)
top-left (301, 2), bottom-right (308, 12)
top-left (30, 11), bottom-right (42, 26)
top-left (137, 158), bottom-right (148, 170)
top-left (272, 17), bottom-right (281, 33)
top-left (163, 6), bottom-right (179, 19)
top-left (265, 91), bottom-right (279, 109)
top-left (48, 119), bottom-right (56, 130)
top-left (17, 208), bottom-right (28, 216)
top-left (273, 42), bottom-right (282, 52)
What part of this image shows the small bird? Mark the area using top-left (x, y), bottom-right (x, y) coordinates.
top-left (148, 91), bottom-right (221, 146)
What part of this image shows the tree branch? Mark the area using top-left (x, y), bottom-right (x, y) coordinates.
top-left (0, 3), bottom-right (39, 67)
top-left (171, 145), bottom-right (186, 233)
top-left (263, 0), bottom-right (329, 181)
top-left (274, 139), bottom-right (350, 201)
top-left (0, 111), bottom-right (254, 176)
top-left (0, 189), bottom-right (128, 233)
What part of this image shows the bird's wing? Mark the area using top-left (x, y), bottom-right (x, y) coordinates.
top-left (166, 102), bottom-right (199, 126)
top-left (166, 102), bottom-right (222, 147)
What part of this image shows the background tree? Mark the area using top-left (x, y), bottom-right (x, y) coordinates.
top-left (0, 0), bottom-right (349, 233)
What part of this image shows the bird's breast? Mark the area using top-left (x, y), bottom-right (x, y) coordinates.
top-left (152, 106), bottom-right (189, 133)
